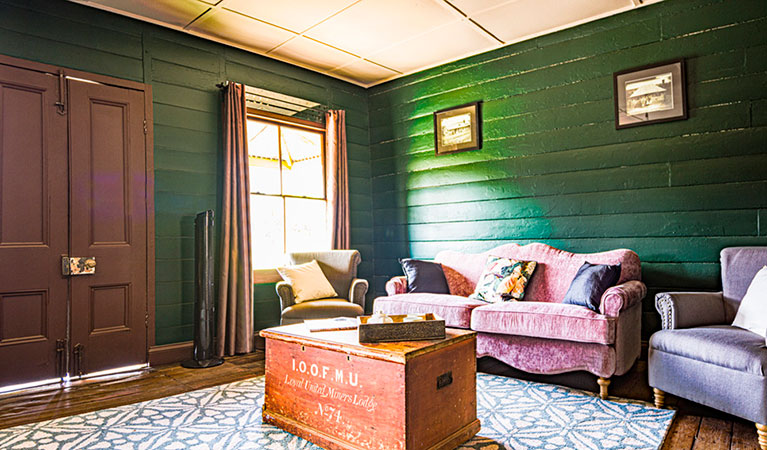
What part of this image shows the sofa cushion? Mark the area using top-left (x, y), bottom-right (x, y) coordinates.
top-left (562, 262), bottom-right (621, 311)
top-left (436, 243), bottom-right (641, 303)
top-left (281, 299), bottom-right (363, 325)
top-left (649, 325), bottom-right (767, 376)
top-left (470, 301), bottom-right (615, 345)
top-left (276, 260), bottom-right (337, 303)
top-left (731, 265), bottom-right (767, 338)
top-left (469, 256), bottom-right (537, 303)
top-left (399, 258), bottom-right (450, 294)
top-left (373, 294), bottom-right (486, 329)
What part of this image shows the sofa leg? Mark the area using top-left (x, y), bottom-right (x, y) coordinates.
top-left (597, 377), bottom-right (610, 400)
top-left (653, 388), bottom-right (666, 409)
top-left (757, 423), bottom-right (766, 450)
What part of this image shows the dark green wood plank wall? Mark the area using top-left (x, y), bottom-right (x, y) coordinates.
top-left (0, 0), bottom-right (372, 344)
top-left (367, 0), bottom-right (767, 337)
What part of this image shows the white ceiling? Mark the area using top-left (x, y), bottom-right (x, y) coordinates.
top-left (69, 0), bottom-right (661, 87)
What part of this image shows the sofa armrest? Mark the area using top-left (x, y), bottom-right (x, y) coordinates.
top-left (276, 281), bottom-right (296, 310)
top-left (349, 278), bottom-right (369, 310)
top-left (599, 280), bottom-right (647, 317)
top-left (654, 291), bottom-right (726, 330)
top-left (386, 276), bottom-right (408, 296)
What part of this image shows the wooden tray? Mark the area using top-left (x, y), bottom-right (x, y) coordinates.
top-left (358, 313), bottom-right (445, 343)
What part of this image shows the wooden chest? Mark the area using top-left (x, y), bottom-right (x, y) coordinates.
top-left (260, 324), bottom-right (479, 450)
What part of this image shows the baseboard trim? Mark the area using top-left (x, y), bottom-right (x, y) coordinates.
top-left (148, 341), bottom-right (193, 366)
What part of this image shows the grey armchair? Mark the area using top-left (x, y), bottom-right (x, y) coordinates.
top-left (276, 250), bottom-right (368, 325)
top-left (648, 247), bottom-right (767, 449)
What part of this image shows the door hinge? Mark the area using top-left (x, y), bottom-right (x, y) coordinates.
top-left (143, 119), bottom-right (147, 135)
top-left (55, 70), bottom-right (66, 115)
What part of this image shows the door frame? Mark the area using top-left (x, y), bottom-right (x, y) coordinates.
top-left (0, 53), bottom-right (156, 355)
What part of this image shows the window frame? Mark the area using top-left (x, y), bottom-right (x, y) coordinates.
top-left (246, 109), bottom-right (327, 282)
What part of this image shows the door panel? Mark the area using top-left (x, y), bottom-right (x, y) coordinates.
top-left (0, 65), bottom-right (68, 386)
top-left (68, 80), bottom-right (147, 375)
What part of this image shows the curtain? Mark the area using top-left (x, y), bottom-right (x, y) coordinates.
top-left (217, 82), bottom-right (253, 356)
top-left (325, 110), bottom-right (350, 250)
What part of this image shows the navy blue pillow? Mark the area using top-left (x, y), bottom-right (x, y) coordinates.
top-left (562, 262), bottom-right (621, 312)
top-left (399, 258), bottom-right (450, 294)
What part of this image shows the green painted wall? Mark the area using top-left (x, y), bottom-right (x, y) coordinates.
top-left (0, 0), bottom-right (373, 344)
top-left (368, 0), bottom-right (767, 337)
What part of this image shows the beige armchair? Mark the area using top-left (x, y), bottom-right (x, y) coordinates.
top-left (276, 250), bottom-right (368, 325)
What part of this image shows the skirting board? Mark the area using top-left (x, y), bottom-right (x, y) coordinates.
top-left (148, 341), bottom-right (193, 366)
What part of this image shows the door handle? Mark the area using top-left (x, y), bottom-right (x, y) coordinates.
top-left (62, 256), bottom-right (96, 276)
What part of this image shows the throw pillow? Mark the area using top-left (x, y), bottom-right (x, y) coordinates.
top-left (276, 260), bottom-right (337, 303)
top-left (469, 256), bottom-right (537, 303)
top-left (562, 262), bottom-right (622, 312)
top-left (399, 258), bottom-right (450, 294)
top-left (732, 266), bottom-right (767, 338)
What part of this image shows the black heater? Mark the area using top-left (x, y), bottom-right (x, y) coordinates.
top-left (182, 210), bottom-right (224, 369)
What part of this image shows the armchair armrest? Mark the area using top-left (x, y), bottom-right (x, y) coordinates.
top-left (599, 280), bottom-right (647, 317)
top-left (275, 281), bottom-right (296, 311)
top-left (654, 291), bottom-right (726, 330)
top-left (349, 278), bottom-right (369, 309)
top-left (385, 276), bottom-right (408, 296)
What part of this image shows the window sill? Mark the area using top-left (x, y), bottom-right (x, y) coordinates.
top-left (253, 269), bottom-right (281, 284)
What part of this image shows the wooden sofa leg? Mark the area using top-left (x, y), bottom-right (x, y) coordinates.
top-left (597, 377), bottom-right (610, 400)
top-left (757, 423), bottom-right (767, 450)
top-left (653, 388), bottom-right (666, 409)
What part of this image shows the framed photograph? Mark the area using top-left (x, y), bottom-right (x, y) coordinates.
top-left (613, 59), bottom-right (687, 129)
top-left (433, 101), bottom-right (482, 155)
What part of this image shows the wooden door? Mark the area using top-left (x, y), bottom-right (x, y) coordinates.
top-left (0, 65), bottom-right (69, 386)
top-left (67, 79), bottom-right (148, 376)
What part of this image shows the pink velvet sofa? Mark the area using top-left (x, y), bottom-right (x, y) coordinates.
top-left (373, 243), bottom-right (646, 398)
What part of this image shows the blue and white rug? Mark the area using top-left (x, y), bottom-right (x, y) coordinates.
top-left (0, 373), bottom-right (674, 450)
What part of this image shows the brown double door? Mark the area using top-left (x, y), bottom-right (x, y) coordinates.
top-left (0, 61), bottom-right (149, 388)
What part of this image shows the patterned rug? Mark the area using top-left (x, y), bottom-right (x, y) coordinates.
top-left (0, 373), bottom-right (674, 450)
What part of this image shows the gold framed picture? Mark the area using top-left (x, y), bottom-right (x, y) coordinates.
top-left (433, 101), bottom-right (482, 155)
top-left (614, 59), bottom-right (687, 129)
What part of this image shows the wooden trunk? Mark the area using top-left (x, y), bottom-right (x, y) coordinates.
top-left (261, 325), bottom-right (479, 450)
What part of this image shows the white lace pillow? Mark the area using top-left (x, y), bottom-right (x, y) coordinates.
top-left (732, 266), bottom-right (767, 338)
top-left (277, 260), bottom-right (338, 303)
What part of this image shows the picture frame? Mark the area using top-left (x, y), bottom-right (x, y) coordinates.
top-left (613, 59), bottom-right (687, 129)
top-left (433, 101), bottom-right (482, 155)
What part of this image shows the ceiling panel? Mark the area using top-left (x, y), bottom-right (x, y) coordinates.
top-left (188, 8), bottom-right (296, 53)
top-left (370, 20), bottom-right (499, 73)
top-left (71, 0), bottom-right (658, 87)
top-left (474, 0), bottom-right (633, 43)
top-left (331, 59), bottom-right (399, 84)
top-left (447, 0), bottom-right (520, 16)
top-left (87, 0), bottom-right (209, 27)
top-left (270, 37), bottom-right (359, 71)
top-left (224, 0), bottom-right (360, 33)
top-left (306, 0), bottom-right (458, 58)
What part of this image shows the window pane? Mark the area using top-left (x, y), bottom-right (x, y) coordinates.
top-left (285, 198), bottom-right (327, 253)
top-left (247, 120), bottom-right (280, 195)
top-left (250, 195), bottom-right (284, 269)
top-left (281, 127), bottom-right (324, 198)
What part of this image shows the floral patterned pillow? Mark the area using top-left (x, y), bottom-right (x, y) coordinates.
top-left (469, 256), bottom-right (537, 303)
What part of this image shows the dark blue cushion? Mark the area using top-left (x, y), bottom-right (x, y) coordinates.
top-left (399, 258), bottom-right (450, 294)
top-left (562, 262), bottom-right (621, 311)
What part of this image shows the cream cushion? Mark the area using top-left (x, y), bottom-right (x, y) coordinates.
top-left (732, 265), bottom-right (767, 338)
top-left (277, 260), bottom-right (338, 303)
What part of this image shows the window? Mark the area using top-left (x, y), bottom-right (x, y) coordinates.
top-left (247, 113), bottom-right (327, 269)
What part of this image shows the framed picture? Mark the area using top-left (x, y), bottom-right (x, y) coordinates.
top-left (613, 59), bottom-right (687, 129)
top-left (433, 101), bottom-right (482, 155)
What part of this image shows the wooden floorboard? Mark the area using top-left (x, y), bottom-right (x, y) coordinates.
top-left (0, 350), bottom-right (760, 450)
top-left (0, 351), bottom-right (265, 429)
